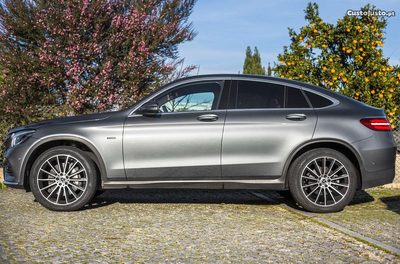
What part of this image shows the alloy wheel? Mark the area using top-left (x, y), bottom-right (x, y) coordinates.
top-left (37, 154), bottom-right (88, 205)
top-left (300, 156), bottom-right (350, 207)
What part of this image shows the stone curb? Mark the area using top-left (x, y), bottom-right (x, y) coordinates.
top-left (251, 191), bottom-right (400, 256)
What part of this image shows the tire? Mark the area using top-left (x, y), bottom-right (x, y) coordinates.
top-left (30, 146), bottom-right (98, 211)
top-left (288, 148), bottom-right (357, 213)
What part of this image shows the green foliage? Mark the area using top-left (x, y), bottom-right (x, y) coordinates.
top-left (267, 62), bottom-right (272, 76)
top-left (275, 3), bottom-right (399, 128)
top-left (0, 0), bottom-right (197, 162)
top-left (243, 46), bottom-right (266, 75)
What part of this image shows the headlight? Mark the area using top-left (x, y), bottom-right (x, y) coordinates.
top-left (10, 130), bottom-right (35, 148)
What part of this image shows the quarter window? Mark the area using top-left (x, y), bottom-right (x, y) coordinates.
top-left (157, 83), bottom-right (221, 113)
top-left (237, 81), bottom-right (284, 109)
top-left (304, 91), bottom-right (333, 108)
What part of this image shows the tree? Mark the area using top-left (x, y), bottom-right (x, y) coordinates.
top-left (0, 0), bottom-right (197, 122)
top-left (267, 62), bottom-right (272, 76)
top-left (243, 46), bottom-right (266, 75)
top-left (275, 3), bottom-right (399, 127)
top-left (0, 0), bottom-right (197, 162)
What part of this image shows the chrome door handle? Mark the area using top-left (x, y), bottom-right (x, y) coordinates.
top-left (197, 114), bottom-right (218, 122)
top-left (286, 114), bottom-right (307, 121)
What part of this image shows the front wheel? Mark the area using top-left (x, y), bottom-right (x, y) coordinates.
top-left (30, 146), bottom-right (98, 211)
top-left (288, 148), bottom-right (358, 213)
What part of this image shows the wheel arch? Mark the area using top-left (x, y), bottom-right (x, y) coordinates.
top-left (283, 139), bottom-right (364, 190)
top-left (21, 136), bottom-right (107, 191)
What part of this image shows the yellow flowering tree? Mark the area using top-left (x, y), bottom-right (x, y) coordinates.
top-left (275, 3), bottom-right (399, 127)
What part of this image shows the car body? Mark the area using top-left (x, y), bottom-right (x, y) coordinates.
top-left (3, 74), bottom-right (397, 212)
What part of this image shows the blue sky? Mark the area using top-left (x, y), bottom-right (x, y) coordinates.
top-left (178, 0), bottom-right (400, 75)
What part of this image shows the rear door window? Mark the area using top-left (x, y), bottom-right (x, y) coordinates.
top-left (286, 87), bottom-right (310, 108)
top-left (236, 81), bottom-right (284, 109)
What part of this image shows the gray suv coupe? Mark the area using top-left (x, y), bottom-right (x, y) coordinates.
top-left (3, 75), bottom-right (397, 212)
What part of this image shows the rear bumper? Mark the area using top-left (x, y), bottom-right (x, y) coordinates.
top-left (361, 167), bottom-right (395, 189)
top-left (352, 132), bottom-right (397, 189)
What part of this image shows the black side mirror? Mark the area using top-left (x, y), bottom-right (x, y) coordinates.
top-left (137, 102), bottom-right (159, 116)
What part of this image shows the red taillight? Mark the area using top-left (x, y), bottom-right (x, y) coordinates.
top-left (360, 118), bottom-right (391, 131)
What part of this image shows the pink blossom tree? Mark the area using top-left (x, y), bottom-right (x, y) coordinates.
top-left (0, 0), bottom-right (196, 120)
top-left (0, 0), bottom-right (197, 160)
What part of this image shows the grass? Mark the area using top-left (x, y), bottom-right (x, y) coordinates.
top-left (0, 169), bottom-right (5, 189)
top-left (317, 188), bottom-right (400, 251)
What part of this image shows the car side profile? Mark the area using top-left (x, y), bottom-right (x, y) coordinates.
top-left (3, 74), bottom-right (397, 212)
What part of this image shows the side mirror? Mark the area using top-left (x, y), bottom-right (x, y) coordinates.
top-left (137, 102), bottom-right (159, 116)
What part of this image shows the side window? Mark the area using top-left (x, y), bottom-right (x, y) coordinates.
top-left (157, 82), bottom-right (221, 113)
top-left (286, 87), bottom-right (310, 108)
top-left (237, 81), bottom-right (284, 109)
top-left (218, 80), bottom-right (231, 110)
top-left (304, 91), bottom-right (334, 108)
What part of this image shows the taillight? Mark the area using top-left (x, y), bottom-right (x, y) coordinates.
top-left (360, 118), bottom-right (391, 131)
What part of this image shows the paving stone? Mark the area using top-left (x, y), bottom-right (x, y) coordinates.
top-left (0, 188), bottom-right (398, 263)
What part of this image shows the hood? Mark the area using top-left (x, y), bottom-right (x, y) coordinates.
top-left (9, 112), bottom-right (115, 134)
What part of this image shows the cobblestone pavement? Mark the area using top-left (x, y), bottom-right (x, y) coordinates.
top-left (265, 189), bottom-right (400, 251)
top-left (0, 188), bottom-right (399, 263)
top-left (317, 189), bottom-right (400, 250)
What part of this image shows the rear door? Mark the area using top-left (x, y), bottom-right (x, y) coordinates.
top-left (222, 80), bottom-right (317, 180)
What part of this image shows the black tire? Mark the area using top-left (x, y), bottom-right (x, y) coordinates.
top-left (288, 148), bottom-right (357, 213)
top-left (30, 146), bottom-right (98, 211)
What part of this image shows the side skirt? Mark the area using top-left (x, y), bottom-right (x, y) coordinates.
top-left (101, 179), bottom-right (286, 190)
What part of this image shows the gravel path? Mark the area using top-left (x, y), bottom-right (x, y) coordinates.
top-left (0, 188), bottom-right (398, 263)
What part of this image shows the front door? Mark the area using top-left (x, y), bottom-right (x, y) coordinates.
top-left (123, 81), bottom-right (226, 181)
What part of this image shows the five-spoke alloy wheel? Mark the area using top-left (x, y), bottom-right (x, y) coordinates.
top-left (31, 146), bottom-right (97, 211)
top-left (289, 148), bottom-right (357, 213)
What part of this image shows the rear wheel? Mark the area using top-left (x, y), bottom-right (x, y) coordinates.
top-left (30, 146), bottom-right (98, 211)
top-left (288, 148), bottom-right (357, 213)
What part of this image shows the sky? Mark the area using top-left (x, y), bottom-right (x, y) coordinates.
top-left (178, 0), bottom-right (400, 75)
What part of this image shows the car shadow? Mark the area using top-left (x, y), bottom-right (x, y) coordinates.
top-left (348, 190), bottom-right (375, 205)
top-left (82, 189), bottom-right (377, 212)
top-left (270, 190), bottom-right (375, 213)
top-left (380, 196), bottom-right (400, 215)
top-left (82, 189), bottom-right (273, 211)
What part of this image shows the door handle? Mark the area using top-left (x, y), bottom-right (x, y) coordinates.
top-left (197, 114), bottom-right (218, 122)
top-left (286, 114), bottom-right (307, 121)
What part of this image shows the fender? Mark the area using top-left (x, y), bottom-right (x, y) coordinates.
top-left (282, 138), bottom-right (365, 188)
top-left (21, 134), bottom-right (108, 186)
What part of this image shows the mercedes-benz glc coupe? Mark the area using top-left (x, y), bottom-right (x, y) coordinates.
top-left (3, 75), bottom-right (396, 212)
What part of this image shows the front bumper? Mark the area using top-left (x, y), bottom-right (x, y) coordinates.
top-left (3, 137), bottom-right (39, 189)
top-left (3, 158), bottom-right (24, 189)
